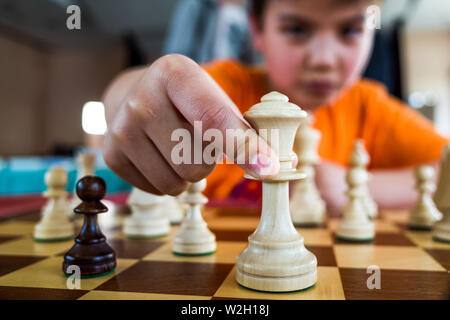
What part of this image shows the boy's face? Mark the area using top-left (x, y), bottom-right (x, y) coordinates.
top-left (251, 0), bottom-right (375, 110)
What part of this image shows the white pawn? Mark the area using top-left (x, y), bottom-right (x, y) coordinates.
top-left (163, 195), bottom-right (185, 225)
top-left (353, 140), bottom-right (378, 219)
top-left (337, 140), bottom-right (375, 241)
top-left (34, 167), bottom-right (74, 242)
top-left (172, 179), bottom-right (216, 256)
top-left (408, 166), bottom-right (443, 230)
top-left (290, 115), bottom-right (326, 226)
top-left (433, 144), bottom-right (450, 243)
top-left (124, 188), bottom-right (171, 238)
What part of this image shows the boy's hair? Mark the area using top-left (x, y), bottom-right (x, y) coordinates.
top-left (250, 0), bottom-right (381, 27)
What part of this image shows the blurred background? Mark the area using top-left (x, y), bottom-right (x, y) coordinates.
top-left (0, 0), bottom-right (449, 194)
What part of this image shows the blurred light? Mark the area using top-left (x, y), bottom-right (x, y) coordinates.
top-left (82, 101), bottom-right (107, 135)
top-left (408, 92), bottom-right (426, 109)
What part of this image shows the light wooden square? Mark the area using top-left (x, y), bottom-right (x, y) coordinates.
top-left (0, 235), bottom-right (73, 256)
top-left (333, 245), bottom-right (445, 271)
top-left (0, 256), bottom-right (137, 290)
top-left (0, 221), bottom-right (35, 236)
top-left (405, 231), bottom-right (450, 249)
top-left (213, 266), bottom-right (345, 300)
top-left (296, 228), bottom-right (333, 246)
top-left (143, 241), bottom-right (247, 264)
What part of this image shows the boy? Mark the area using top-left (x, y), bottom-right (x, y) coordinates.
top-left (102, 0), bottom-right (448, 212)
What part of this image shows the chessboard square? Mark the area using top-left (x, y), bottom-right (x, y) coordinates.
top-left (0, 235), bottom-right (21, 245)
top-left (0, 221), bottom-right (35, 236)
top-left (143, 241), bottom-right (247, 264)
top-left (107, 238), bottom-right (165, 259)
top-left (308, 246), bottom-right (337, 266)
top-left (327, 218), bottom-right (399, 233)
top-left (210, 229), bottom-right (252, 242)
top-left (332, 232), bottom-right (416, 246)
top-left (110, 225), bottom-right (181, 241)
top-left (0, 255), bottom-right (45, 277)
top-left (339, 268), bottom-right (449, 300)
top-left (0, 286), bottom-right (88, 300)
top-left (213, 266), bottom-right (345, 300)
top-left (405, 230), bottom-right (450, 249)
top-left (0, 236), bottom-right (73, 256)
top-left (380, 210), bottom-right (409, 223)
top-left (425, 249), bottom-right (450, 271)
top-left (0, 257), bottom-right (138, 290)
top-left (206, 216), bottom-right (259, 231)
top-left (95, 260), bottom-right (234, 296)
top-left (297, 228), bottom-right (333, 246)
top-left (79, 290), bottom-right (211, 300)
top-left (334, 245), bottom-right (445, 271)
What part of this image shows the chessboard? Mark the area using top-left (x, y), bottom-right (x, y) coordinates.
top-left (0, 201), bottom-right (448, 300)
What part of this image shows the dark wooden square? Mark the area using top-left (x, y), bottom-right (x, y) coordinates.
top-left (211, 229), bottom-right (252, 242)
top-left (308, 246), bottom-right (337, 266)
top-left (95, 261), bottom-right (234, 296)
top-left (425, 249), bottom-right (450, 271)
top-left (339, 268), bottom-right (449, 300)
top-left (0, 286), bottom-right (88, 300)
top-left (332, 232), bottom-right (416, 246)
top-left (0, 255), bottom-right (46, 277)
top-left (107, 238), bottom-right (165, 259)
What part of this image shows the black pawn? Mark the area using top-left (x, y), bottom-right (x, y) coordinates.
top-left (63, 176), bottom-right (116, 278)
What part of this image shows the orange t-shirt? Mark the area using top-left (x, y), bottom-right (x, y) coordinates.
top-left (202, 59), bottom-right (449, 199)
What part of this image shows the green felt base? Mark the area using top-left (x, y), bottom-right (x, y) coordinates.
top-left (337, 235), bottom-right (374, 243)
top-left (170, 222), bottom-right (182, 226)
top-left (34, 236), bottom-right (73, 243)
top-left (64, 269), bottom-right (115, 279)
top-left (126, 233), bottom-right (168, 239)
top-left (172, 250), bottom-right (215, 257)
top-left (432, 236), bottom-right (450, 244)
top-left (237, 282), bottom-right (316, 294)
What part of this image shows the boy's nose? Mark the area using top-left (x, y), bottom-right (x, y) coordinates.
top-left (305, 33), bottom-right (339, 70)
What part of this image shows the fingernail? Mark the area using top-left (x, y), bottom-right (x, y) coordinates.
top-left (249, 154), bottom-right (279, 177)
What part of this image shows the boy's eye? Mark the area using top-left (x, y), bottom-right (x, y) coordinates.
top-left (340, 26), bottom-right (363, 39)
top-left (280, 24), bottom-right (309, 38)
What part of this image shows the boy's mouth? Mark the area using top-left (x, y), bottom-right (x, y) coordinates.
top-left (303, 80), bottom-right (336, 96)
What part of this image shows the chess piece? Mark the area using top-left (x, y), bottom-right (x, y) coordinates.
top-left (164, 195), bottom-right (185, 225)
top-left (408, 166), bottom-right (443, 230)
top-left (433, 144), bottom-right (450, 243)
top-left (172, 179), bottom-right (216, 256)
top-left (236, 92), bottom-right (317, 292)
top-left (68, 153), bottom-right (96, 219)
top-left (124, 188), bottom-right (171, 238)
top-left (34, 167), bottom-right (74, 242)
top-left (69, 152), bottom-right (116, 219)
top-left (63, 176), bottom-right (116, 277)
top-left (354, 140), bottom-right (378, 219)
top-left (290, 115), bottom-right (326, 226)
top-left (336, 140), bottom-right (375, 241)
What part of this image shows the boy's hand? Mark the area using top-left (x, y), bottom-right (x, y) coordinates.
top-left (102, 54), bottom-right (279, 195)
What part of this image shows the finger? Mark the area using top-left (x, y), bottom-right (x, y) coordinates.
top-left (103, 136), bottom-right (163, 195)
top-left (123, 77), bottom-right (216, 182)
top-left (148, 54), bottom-right (280, 178)
top-left (108, 110), bottom-right (189, 196)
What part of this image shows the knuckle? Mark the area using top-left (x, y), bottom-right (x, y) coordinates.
top-left (157, 178), bottom-right (189, 196)
top-left (150, 54), bottom-right (193, 84)
top-left (177, 165), bottom-right (211, 183)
